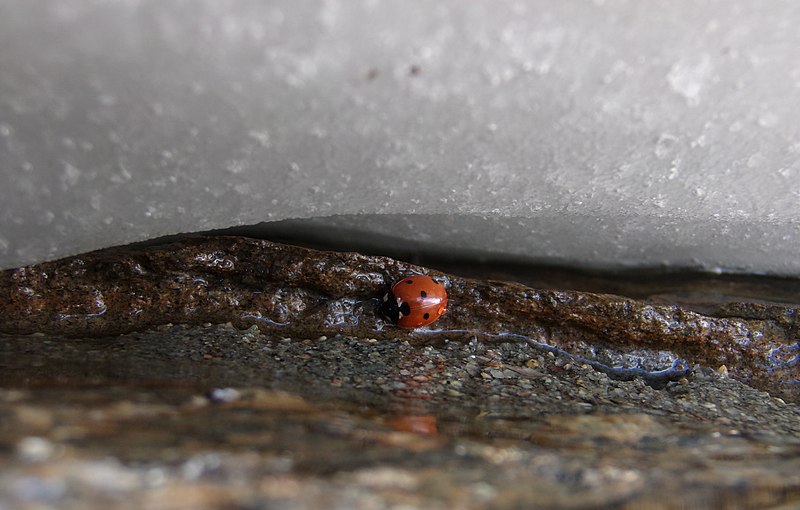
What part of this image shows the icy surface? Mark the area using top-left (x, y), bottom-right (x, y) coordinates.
top-left (1, 0), bottom-right (799, 273)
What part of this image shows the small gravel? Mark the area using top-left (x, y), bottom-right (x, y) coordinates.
top-left (0, 324), bottom-right (798, 509)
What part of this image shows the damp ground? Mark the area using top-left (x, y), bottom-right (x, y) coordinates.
top-left (1, 323), bottom-right (798, 509)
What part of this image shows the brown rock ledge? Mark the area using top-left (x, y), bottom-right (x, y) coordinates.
top-left (0, 236), bottom-right (797, 401)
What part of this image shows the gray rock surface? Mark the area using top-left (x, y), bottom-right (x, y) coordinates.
top-left (1, 325), bottom-right (799, 509)
top-left (2, 0), bottom-right (800, 272)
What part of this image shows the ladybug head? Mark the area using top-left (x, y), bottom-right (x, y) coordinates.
top-left (381, 289), bottom-right (410, 324)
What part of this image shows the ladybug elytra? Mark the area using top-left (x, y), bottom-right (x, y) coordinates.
top-left (382, 275), bottom-right (447, 328)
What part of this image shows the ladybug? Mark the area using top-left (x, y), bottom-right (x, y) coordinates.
top-left (382, 275), bottom-right (448, 328)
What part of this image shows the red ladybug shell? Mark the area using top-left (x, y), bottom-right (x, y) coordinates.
top-left (383, 275), bottom-right (448, 328)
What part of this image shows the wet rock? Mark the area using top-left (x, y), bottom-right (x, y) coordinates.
top-left (0, 236), bottom-right (797, 402)
top-left (16, 436), bottom-right (56, 463)
top-left (0, 326), bottom-right (798, 509)
top-left (207, 388), bottom-right (241, 403)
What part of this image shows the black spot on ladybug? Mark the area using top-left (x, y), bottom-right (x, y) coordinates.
top-left (400, 302), bottom-right (411, 316)
top-left (405, 279), bottom-right (414, 284)
top-left (423, 312), bottom-right (430, 320)
top-left (420, 290), bottom-right (427, 298)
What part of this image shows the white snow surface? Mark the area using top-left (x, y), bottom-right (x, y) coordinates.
top-left (1, 0), bottom-right (799, 273)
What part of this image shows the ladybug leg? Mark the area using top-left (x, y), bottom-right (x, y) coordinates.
top-left (379, 271), bottom-right (395, 288)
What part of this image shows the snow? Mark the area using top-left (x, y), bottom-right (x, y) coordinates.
top-left (1, 0), bottom-right (799, 274)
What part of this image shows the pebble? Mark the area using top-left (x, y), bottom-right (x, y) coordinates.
top-left (17, 437), bottom-right (55, 462)
top-left (208, 388), bottom-right (241, 403)
top-left (489, 369), bottom-right (518, 379)
top-left (465, 363), bottom-right (481, 377)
